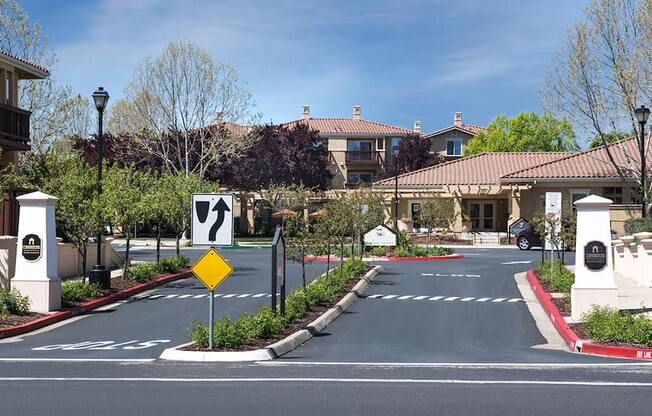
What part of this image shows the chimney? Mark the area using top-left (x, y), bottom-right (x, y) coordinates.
top-left (413, 120), bottom-right (421, 134)
top-left (353, 105), bottom-right (361, 120)
top-left (215, 111), bottom-right (224, 124)
top-left (302, 105), bottom-right (310, 120)
top-left (454, 112), bottom-right (462, 127)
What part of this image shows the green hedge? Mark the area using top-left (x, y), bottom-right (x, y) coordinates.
top-left (394, 246), bottom-right (453, 257)
top-left (537, 260), bottom-right (574, 295)
top-left (624, 218), bottom-right (652, 235)
top-left (128, 255), bottom-right (189, 282)
top-left (61, 279), bottom-right (100, 305)
top-left (0, 289), bottom-right (30, 317)
top-left (584, 306), bottom-right (652, 347)
top-left (189, 259), bottom-right (369, 349)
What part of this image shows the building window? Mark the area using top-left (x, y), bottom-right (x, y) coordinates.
top-left (570, 189), bottom-right (591, 211)
top-left (390, 137), bottom-right (401, 155)
top-left (347, 171), bottom-right (374, 185)
top-left (603, 187), bottom-right (623, 204)
top-left (446, 139), bottom-right (462, 156)
top-left (4, 71), bottom-right (12, 105)
top-left (377, 138), bottom-right (385, 151)
top-left (410, 202), bottom-right (422, 230)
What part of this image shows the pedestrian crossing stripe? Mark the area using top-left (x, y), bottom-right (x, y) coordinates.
top-left (421, 273), bottom-right (480, 278)
top-left (364, 294), bottom-right (524, 304)
top-left (134, 293), bottom-right (272, 300)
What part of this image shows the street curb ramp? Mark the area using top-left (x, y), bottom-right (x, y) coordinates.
top-left (526, 269), bottom-right (652, 361)
top-left (0, 270), bottom-right (193, 340)
top-left (159, 265), bottom-right (383, 362)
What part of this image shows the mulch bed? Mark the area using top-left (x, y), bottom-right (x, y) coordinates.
top-left (409, 234), bottom-right (472, 245)
top-left (533, 271), bottom-right (571, 316)
top-left (0, 312), bottom-right (45, 328)
top-left (183, 269), bottom-right (366, 352)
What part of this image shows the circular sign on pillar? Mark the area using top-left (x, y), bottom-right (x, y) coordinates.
top-left (22, 234), bottom-right (42, 261)
top-left (584, 240), bottom-right (607, 271)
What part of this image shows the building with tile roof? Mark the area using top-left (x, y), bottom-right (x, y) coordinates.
top-left (373, 138), bottom-right (646, 235)
top-left (423, 112), bottom-right (486, 161)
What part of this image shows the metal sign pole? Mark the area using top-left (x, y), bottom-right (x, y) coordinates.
top-left (271, 239), bottom-right (277, 313)
top-left (281, 240), bottom-right (286, 317)
top-left (209, 289), bottom-right (215, 351)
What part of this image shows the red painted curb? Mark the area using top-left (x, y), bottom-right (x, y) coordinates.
top-left (525, 269), bottom-right (652, 361)
top-left (525, 269), bottom-right (578, 351)
top-left (0, 269), bottom-right (192, 339)
top-left (304, 254), bottom-right (464, 262)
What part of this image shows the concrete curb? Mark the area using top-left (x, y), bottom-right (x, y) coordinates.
top-left (526, 269), bottom-right (652, 361)
top-left (159, 265), bottom-right (383, 362)
top-left (304, 254), bottom-right (463, 262)
top-left (0, 270), bottom-right (192, 339)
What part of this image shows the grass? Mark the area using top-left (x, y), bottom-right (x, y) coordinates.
top-left (189, 259), bottom-right (369, 349)
top-left (583, 306), bottom-right (652, 347)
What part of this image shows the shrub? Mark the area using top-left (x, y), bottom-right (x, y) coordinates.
top-left (128, 262), bottom-right (160, 282)
top-left (583, 306), bottom-right (652, 347)
top-left (393, 245), bottom-right (453, 258)
top-left (624, 218), bottom-right (652, 235)
top-left (61, 278), bottom-right (100, 305)
top-left (538, 260), bottom-right (574, 294)
top-left (0, 289), bottom-right (30, 316)
top-left (159, 255), bottom-right (189, 273)
top-left (369, 246), bottom-right (388, 256)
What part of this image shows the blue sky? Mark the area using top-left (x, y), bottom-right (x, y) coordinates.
top-left (20, 0), bottom-right (587, 134)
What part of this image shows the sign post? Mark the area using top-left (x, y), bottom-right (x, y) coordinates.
top-left (191, 193), bottom-right (235, 350)
top-left (271, 226), bottom-right (286, 316)
top-left (545, 192), bottom-right (562, 272)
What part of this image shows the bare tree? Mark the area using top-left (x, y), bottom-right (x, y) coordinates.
top-left (121, 41), bottom-right (258, 178)
top-left (0, 0), bottom-right (88, 154)
top-left (542, 0), bottom-right (652, 211)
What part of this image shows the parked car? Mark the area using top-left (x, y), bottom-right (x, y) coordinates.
top-left (516, 224), bottom-right (542, 250)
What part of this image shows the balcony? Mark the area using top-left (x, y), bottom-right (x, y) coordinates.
top-left (0, 102), bottom-right (31, 150)
top-left (345, 151), bottom-right (380, 164)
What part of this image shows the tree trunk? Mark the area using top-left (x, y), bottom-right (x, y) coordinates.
top-left (301, 244), bottom-right (306, 291)
top-left (156, 224), bottom-right (162, 263)
top-left (326, 239), bottom-right (331, 279)
top-left (176, 231), bottom-right (181, 256)
top-left (427, 230), bottom-right (430, 250)
top-left (123, 236), bottom-right (131, 279)
top-left (340, 239), bottom-right (344, 270)
top-left (80, 243), bottom-right (87, 279)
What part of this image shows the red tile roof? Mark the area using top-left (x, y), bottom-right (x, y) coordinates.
top-left (283, 118), bottom-right (413, 135)
top-left (0, 51), bottom-right (49, 77)
top-left (424, 124), bottom-right (487, 138)
top-left (374, 152), bottom-right (571, 187)
top-left (501, 137), bottom-right (651, 181)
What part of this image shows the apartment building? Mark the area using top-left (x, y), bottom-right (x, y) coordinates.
top-left (424, 112), bottom-right (486, 160)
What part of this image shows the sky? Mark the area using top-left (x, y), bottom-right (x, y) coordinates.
top-left (19, 0), bottom-right (588, 135)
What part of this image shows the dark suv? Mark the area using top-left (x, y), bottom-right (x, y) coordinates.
top-left (515, 224), bottom-right (542, 250)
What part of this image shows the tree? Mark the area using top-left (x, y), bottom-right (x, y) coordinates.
top-left (219, 123), bottom-right (331, 190)
top-left (464, 113), bottom-right (578, 156)
top-left (347, 187), bottom-right (385, 259)
top-left (1, 0), bottom-right (93, 154)
top-left (589, 132), bottom-right (630, 148)
top-left (140, 174), bottom-right (168, 263)
top-left (102, 165), bottom-right (149, 278)
top-left (71, 133), bottom-right (163, 172)
top-left (542, 0), bottom-right (652, 212)
top-left (382, 134), bottom-right (443, 178)
top-left (419, 198), bottom-right (457, 248)
top-left (258, 184), bottom-right (312, 231)
top-left (121, 41), bottom-right (258, 178)
top-left (285, 213), bottom-right (314, 291)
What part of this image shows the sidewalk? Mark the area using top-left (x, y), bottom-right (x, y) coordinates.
top-left (615, 273), bottom-right (652, 314)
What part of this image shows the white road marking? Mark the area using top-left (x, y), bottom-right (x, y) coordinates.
top-left (444, 297), bottom-right (459, 301)
top-left (501, 261), bottom-right (532, 265)
top-left (213, 293), bottom-right (223, 298)
top-left (397, 295), bottom-right (413, 300)
top-left (365, 295), bottom-right (524, 304)
top-left (192, 294), bottom-right (207, 298)
top-left (222, 294), bottom-right (237, 298)
top-left (258, 361), bottom-right (652, 369)
top-left (435, 273), bottom-right (448, 277)
top-left (0, 358), bottom-right (157, 363)
top-left (163, 294), bottom-right (178, 299)
top-left (476, 298), bottom-right (490, 302)
top-left (252, 294), bottom-right (266, 298)
top-left (429, 296), bottom-right (445, 301)
top-left (0, 377), bottom-right (651, 387)
top-left (382, 295), bottom-right (398, 299)
top-left (148, 295), bottom-right (164, 299)
top-left (367, 294), bottom-right (384, 299)
top-left (508, 298), bottom-right (524, 302)
top-left (237, 294), bottom-right (251, 298)
top-left (421, 273), bottom-right (434, 276)
top-left (413, 296), bottom-right (429, 300)
top-left (177, 295), bottom-right (192, 299)
top-left (460, 297), bottom-right (475, 302)
top-left (492, 298), bottom-right (507, 303)
top-left (422, 273), bottom-right (481, 278)
top-left (465, 274), bottom-right (480, 278)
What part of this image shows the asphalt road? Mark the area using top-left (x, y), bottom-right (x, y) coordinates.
top-left (0, 247), bottom-right (329, 359)
top-left (284, 247), bottom-right (617, 363)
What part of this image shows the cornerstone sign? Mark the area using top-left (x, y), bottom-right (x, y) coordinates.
top-left (21, 234), bottom-right (42, 261)
top-left (584, 240), bottom-right (607, 271)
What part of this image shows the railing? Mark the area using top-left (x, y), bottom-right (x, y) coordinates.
top-left (345, 151), bottom-right (380, 164)
top-left (0, 102), bottom-right (31, 147)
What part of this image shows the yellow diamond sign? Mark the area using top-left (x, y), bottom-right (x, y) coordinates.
top-left (191, 248), bottom-right (234, 291)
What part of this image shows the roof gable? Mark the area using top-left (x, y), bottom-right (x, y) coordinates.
top-left (424, 124), bottom-right (486, 138)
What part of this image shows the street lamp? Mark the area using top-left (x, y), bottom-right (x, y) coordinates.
top-left (89, 87), bottom-right (110, 289)
top-left (635, 105), bottom-right (650, 218)
top-left (393, 151), bottom-right (399, 231)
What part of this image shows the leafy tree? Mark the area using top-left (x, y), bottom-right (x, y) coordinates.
top-left (588, 132), bottom-right (630, 148)
top-left (258, 184), bottom-right (312, 231)
top-left (383, 134), bottom-right (444, 178)
top-left (347, 187), bottom-right (386, 259)
top-left (285, 213), bottom-right (314, 291)
top-left (464, 113), bottom-right (578, 156)
top-left (102, 165), bottom-right (149, 278)
top-left (140, 173), bottom-right (168, 263)
top-left (219, 123), bottom-right (331, 190)
top-left (419, 198), bottom-right (457, 248)
top-left (71, 133), bottom-right (163, 172)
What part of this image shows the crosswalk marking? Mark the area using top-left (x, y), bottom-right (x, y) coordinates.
top-left (192, 294), bottom-right (206, 299)
top-left (222, 294), bottom-right (237, 298)
top-left (422, 273), bottom-right (480, 278)
top-left (178, 295), bottom-right (192, 299)
top-left (135, 293), bottom-right (271, 301)
top-left (252, 294), bottom-right (266, 298)
top-left (365, 295), bottom-right (524, 304)
top-left (237, 294), bottom-right (251, 298)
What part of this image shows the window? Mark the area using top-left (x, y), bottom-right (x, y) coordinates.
top-left (410, 202), bottom-right (421, 230)
top-left (390, 137), bottom-right (401, 155)
top-left (446, 139), bottom-right (462, 156)
top-left (347, 140), bottom-right (372, 152)
top-left (4, 71), bottom-right (12, 105)
top-left (603, 187), bottom-right (623, 204)
top-left (347, 171), bottom-right (374, 185)
top-left (570, 189), bottom-right (590, 211)
top-left (376, 138), bottom-right (385, 151)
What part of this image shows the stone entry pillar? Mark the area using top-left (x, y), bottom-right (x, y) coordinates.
top-left (11, 191), bottom-right (61, 313)
top-left (571, 195), bottom-right (618, 321)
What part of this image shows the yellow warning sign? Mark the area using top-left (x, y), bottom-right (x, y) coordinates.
top-left (190, 248), bottom-right (234, 291)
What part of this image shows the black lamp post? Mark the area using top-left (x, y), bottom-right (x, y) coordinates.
top-left (635, 105), bottom-right (650, 218)
top-left (89, 87), bottom-right (110, 289)
top-left (393, 152), bottom-right (399, 231)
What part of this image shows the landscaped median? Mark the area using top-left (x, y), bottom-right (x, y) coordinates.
top-left (160, 260), bottom-right (383, 362)
top-left (526, 263), bottom-right (652, 360)
top-left (305, 246), bottom-right (463, 262)
top-left (0, 255), bottom-right (192, 339)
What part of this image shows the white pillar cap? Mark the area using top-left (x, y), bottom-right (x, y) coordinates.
top-left (16, 191), bottom-right (59, 206)
top-left (574, 194), bottom-right (612, 208)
